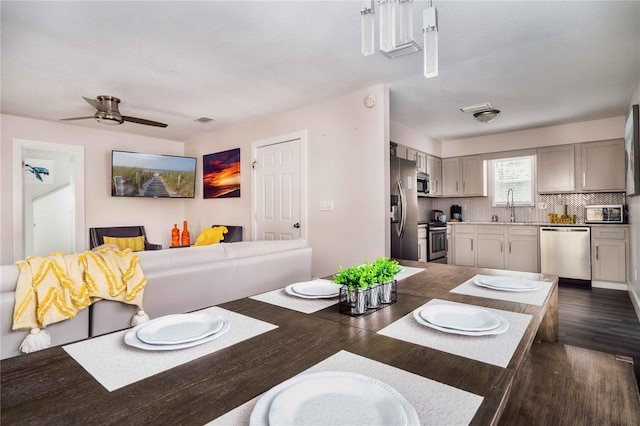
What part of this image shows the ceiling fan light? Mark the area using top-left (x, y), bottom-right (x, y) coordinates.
top-left (95, 111), bottom-right (123, 125)
top-left (473, 109), bottom-right (501, 123)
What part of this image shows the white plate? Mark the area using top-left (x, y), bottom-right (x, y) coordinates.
top-left (285, 279), bottom-right (340, 299)
top-left (418, 304), bottom-right (501, 332)
top-left (473, 276), bottom-right (541, 292)
top-left (413, 306), bottom-right (509, 336)
top-left (124, 319), bottom-right (230, 351)
top-left (249, 371), bottom-right (419, 426)
top-left (136, 312), bottom-right (225, 345)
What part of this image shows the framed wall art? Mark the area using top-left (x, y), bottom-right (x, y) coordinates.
top-left (203, 148), bottom-right (241, 199)
top-left (625, 104), bottom-right (639, 196)
top-left (24, 158), bottom-right (53, 184)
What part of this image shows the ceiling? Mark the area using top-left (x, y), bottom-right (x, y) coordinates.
top-left (2, 1), bottom-right (639, 144)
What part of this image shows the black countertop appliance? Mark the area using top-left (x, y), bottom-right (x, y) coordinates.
top-left (451, 205), bottom-right (462, 221)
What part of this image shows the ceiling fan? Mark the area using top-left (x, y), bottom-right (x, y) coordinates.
top-left (60, 96), bottom-right (168, 128)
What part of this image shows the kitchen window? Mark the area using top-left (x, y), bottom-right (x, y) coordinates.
top-left (490, 155), bottom-right (535, 206)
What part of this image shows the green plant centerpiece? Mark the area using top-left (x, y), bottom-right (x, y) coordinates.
top-left (333, 258), bottom-right (401, 314)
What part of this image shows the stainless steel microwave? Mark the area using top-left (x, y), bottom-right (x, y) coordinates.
top-left (584, 205), bottom-right (625, 224)
top-left (417, 172), bottom-right (429, 197)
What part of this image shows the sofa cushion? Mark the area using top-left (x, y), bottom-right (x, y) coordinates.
top-left (135, 243), bottom-right (228, 272)
top-left (103, 236), bottom-right (145, 252)
top-left (222, 239), bottom-right (307, 259)
top-left (1, 265), bottom-right (19, 293)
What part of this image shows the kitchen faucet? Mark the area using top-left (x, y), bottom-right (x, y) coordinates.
top-left (506, 188), bottom-right (515, 222)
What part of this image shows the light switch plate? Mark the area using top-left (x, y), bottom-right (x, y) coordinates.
top-left (320, 201), bottom-right (334, 211)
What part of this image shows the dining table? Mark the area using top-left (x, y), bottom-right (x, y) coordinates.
top-left (0, 261), bottom-right (558, 426)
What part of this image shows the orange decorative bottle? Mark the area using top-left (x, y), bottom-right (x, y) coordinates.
top-left (181, 220), bottom-right (190, 246)
top-left (171, 224), bottom-right (180, 247)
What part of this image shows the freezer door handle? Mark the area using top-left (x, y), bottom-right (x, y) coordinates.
top-left (395, 178), bottom-right (406, 238)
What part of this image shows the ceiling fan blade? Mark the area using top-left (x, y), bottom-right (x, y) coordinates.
top-left (59, 116), bottom-right (95, 121)
top-left (82, 96), bottom-right (108, 112)
top-left (122, 116), bottom-right (168, 128)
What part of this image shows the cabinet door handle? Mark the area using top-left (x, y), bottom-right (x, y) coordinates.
top-left (583, 172), bottom-right (586, 188)
top-left (418, 244), bottom-right (421, 259)
top-left (456, 182), bottom-right (459, 192)
top-left (471, 239), bottom-right (473, 251)
top-left (595, 246), bottom-right (598, 260)
top-left (509, 241), bottom-right (512, 253)
top-left (500, 241), bottom-right (503, 252)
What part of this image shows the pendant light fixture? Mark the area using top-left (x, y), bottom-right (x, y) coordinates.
top-left (361, 0), bottom-right (375, 56)
top-left (423, 1), bottom-right (438, 78)
top-left (360, 1), bottom-right (438, 79)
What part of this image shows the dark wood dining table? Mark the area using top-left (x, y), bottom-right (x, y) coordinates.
top-left (0, 261), bottom-right (558, 426)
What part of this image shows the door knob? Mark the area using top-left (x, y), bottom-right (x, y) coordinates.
top-left (293, 222), bottom-right (300, 229)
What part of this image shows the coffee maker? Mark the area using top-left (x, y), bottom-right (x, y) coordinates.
top-left (450, 205), bottom-right (462, 221)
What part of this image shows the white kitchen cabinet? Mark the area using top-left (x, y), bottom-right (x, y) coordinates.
top-left (416, 152), bottom-right (427, 173)
top-left (462, 155), bottom-right (486, 196)
top-left (452, 225), bottom-right (476, 267)
top-left (418, 225), bottom-right (427, 262)
top-left (442, 158), bottom-right (461, 196)
top-left (537, 145), bottom-right (575, 193)
top-left (476, 225), bottom-right (506, 269)
top-left (451, 224), bottom-right (540, 272)
top-left (591, 227), bottom-right (628, 283)
top-left (442, 156), bottom-right (486, 197)
top-left (426, 155), bottom-right (442, 196)
top-left (395, 145), bottom-right (408, 159)
top-left (406, 148), bottom-right (418, 163)
top-left (505, 226), bottom-right (539, 273)
top-left (580, 139), bottom-right (625, 192)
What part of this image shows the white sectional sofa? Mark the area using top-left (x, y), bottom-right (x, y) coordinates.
top-left (1, 239), bottom-right (312, 359)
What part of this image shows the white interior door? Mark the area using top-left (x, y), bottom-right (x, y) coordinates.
top-left (254, 138), bottom-right (302, 240)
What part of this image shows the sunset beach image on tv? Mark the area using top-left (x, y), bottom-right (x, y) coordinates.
top-left (111, 151), bottom-right (196, 198)
top-left (203, 148), bottom-right (241, 199)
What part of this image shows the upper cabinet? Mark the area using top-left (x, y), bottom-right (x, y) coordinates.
top-left (579, 139), bottom-right (625, 192)
top-left (537, 139), bottom-right (625, 194)
top-left (416, 152), bottom-right (427, 173)
top-left (426, 155), bottom-right (442, 196)
top-left (536, 145), bottom-right (575, 193)
top-left (442, 155), bottom-right (486, 197)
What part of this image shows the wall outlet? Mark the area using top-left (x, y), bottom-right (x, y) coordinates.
top-left (537, 202), bottom-right (547, 209)
top-left (319, 200), bottom-right (334, 211)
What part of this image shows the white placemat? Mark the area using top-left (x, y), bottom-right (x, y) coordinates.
top-left (450, 274), bottom-right (554, 306)
top-left (395, 266), bottom-right (424, 281)
top-left (250, 281), bottom-right (339, 314)
top-left (63, 307), bottom-right (278, 391)
top-left (207, 350), bottom-right (483, 425)
top-left (377, 299), bottom-right (532, 368)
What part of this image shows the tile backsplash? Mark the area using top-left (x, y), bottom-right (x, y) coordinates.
top-left (420, 192), bottom-right (627, 224)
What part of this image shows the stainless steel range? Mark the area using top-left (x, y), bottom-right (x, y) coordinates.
top-left (427, 221), bottom-right (447, 262)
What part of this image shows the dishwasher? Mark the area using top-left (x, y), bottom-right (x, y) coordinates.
top-left (540, 226), bottom-right (591, 280)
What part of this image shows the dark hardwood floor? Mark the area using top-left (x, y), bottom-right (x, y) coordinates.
top-left (557, 282), bottom-right (640, 389)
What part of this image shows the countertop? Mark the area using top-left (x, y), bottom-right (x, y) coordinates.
top-left (446, 221), bottom-right (629, 227)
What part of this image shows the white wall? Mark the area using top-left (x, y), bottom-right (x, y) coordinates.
top-left (185, 85), bottom-right (389, 278)
top-left (390, 120), bottom-right (442, 157)
top-left (442, 116), bottom-right (625, 157)
top-left (627, 74), bottom-right (640, 320)
top-left (0, 114), bottom-right (186, 264)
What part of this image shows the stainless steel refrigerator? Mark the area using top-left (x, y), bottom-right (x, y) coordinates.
top-left (390, 155), bottom-right (418, 260)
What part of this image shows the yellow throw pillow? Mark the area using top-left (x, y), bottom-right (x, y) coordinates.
top-left (103, 236), bottom-right (145, 252)
top-left (193, 226), bottom-right (228, 246)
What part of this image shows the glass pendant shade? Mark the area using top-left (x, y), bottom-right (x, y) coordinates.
top-left (423, 27), bottom-right (438, 78)
top-left (397, 0), bottom-right (413, 45)
top-left (379, 0), bottom-right (396, 53)
top-left (361, 9), bottom-right (374, 56)
top-left (423, 5), bottom-right (438, 79)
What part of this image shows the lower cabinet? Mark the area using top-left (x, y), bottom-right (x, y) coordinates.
top-left (591, 227), bottom-right (628, 283)
top-left (418, 225), bottom-right (427, 262)
top-left (452, 224), bottom-right (539, 273)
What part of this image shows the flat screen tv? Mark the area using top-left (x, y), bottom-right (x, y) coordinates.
top-left (111, 150), bottom-right (197, 198)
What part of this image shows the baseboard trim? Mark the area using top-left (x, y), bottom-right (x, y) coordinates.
top-left (591, 280), bottom-right (628, 291)
top-left (628, 284), bottom-right (640, 323)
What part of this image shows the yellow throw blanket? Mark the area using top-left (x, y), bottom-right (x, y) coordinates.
top-left (13, 248), bottom-right (147, 331)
